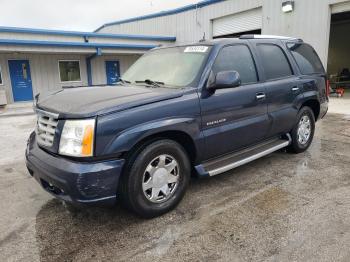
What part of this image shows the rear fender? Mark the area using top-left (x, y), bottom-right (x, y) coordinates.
top-left (297, 90), bottom-right (319, 109)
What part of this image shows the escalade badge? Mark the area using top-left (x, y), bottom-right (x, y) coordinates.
top-left (206, 118), bottom-right (227, 126)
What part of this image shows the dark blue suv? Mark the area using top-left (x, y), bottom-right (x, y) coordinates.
top-left (26, 35), bottom-right (328, 217)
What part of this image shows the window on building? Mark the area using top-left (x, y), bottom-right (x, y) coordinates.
top-left (257, 44), bottom-right (293, 80)
top-left (59, 60), bottom-right (81, 82)
top-left (0, 65), bottom-right (3, 85)
top-left (212, 45), bottom-right (258, 84)
top-left (287, 43), bottom-right (324, 74)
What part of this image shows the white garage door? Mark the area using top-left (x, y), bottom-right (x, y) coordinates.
top-left (332, 2), bottom-right (350, 14)
top-left (213, 8), bottom-right (262, 37)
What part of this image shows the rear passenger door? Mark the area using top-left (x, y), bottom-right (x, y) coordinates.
top-left (200, 44), bottom-right (269, 159)
top-left (254, 42), bottom-right (301, 137)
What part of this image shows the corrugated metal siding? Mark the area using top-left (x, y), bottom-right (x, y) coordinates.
top-left (0, 53), bottom-right (140, 103)
top-left (262, 0), bottom-right (333, 67)
top-left (91, 54), bottom-right (140, 85)
top-left (100, 0), bottom-right (263, 42)
top-left (0, 30), bottom-right (171, 55)
top-left (99, 0), bottom-right (350, 68)
top-left (0, 32), bottom-right (82, 42)
top-left (0, 45), bottom-right (96, 54)
top-left (213, 8), bottom-right (262, 36)
top-left (261, 0), bottom-right (349, 67)
top-left (0, 53), bottom-right (88, 103)
top-left (0, 32), bottom-right (172, 46)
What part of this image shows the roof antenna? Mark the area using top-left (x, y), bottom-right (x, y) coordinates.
top-left (199, 32), bottom-right (206, 42)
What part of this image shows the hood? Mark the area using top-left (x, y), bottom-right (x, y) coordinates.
top-left (36, 85), bottom-right (184, 118)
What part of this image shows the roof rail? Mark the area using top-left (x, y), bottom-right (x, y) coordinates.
top-left (239, 34), bottom-right (303, 41)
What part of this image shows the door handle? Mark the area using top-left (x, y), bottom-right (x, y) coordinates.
top-left (292, 86), bottom-right (299, 91)
top-left (256, 93), bottom-right (266, 100)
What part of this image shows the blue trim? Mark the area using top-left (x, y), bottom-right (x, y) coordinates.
top-left (86, 58), bottom-right (93, 86)
top-left (0, 26), bottom-right (176, 41)
top-left (0, 39), bottom-right (158, 49)
top-left (86, 48), bottom-right (103, 86)
top-left (86, 59), bottom-right (93, 86)
top-left (95, 0), bottom-right (226, 31)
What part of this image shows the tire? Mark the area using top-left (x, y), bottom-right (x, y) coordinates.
top-left (120, 139), bottom-right (191, 218)
top-left (288, 106), bottom-right (315, 153)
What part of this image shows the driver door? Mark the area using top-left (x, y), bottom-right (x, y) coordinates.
top-left (200, 44), bottom-right (270, 160)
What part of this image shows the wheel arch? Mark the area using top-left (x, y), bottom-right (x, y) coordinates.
top-left (123, 130), bottom-right (198, 166)
top-left (300, 99), bottom-right (320, 121)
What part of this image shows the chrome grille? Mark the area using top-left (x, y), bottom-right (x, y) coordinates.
top-left (35, 110), bottom-right (59, 147)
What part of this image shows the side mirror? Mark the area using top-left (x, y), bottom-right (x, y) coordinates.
top-left (207, 70), bottom-right (241, 90)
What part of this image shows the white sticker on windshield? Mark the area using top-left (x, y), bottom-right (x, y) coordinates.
top-left (184, 46), bottom-right (209, 53)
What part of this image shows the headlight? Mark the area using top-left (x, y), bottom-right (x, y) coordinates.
top-left (59, 119), bottom-right (95, 157)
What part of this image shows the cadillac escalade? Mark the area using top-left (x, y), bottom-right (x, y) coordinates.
top-left (26, 35), bottom-right (328, 217)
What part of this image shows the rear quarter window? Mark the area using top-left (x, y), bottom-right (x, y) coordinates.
top-left (257, 44), bottom-right (293, 80)
top-left (287, 43), bottom-right (325, 74)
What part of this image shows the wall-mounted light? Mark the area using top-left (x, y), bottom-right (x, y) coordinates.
top-left (282, 0), bottom-right (294, 13)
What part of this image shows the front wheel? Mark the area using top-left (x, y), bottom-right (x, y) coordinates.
top-left (288, 106), bottom-right (315, 153)
top-left (120, 139), bottom-right (191, 218)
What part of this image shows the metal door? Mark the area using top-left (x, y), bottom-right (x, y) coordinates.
top-left (105, 61), bottom-right (120, 85)
top-left (200, 44), bottom-right (269, 159)
top-left (212, 8), bottom-right (262, 38)
top-left (8, 60), bottom-right (33, 101)
top-left (253, 42), bottom-right (300, 136)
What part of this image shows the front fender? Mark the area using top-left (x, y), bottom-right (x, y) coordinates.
top-left (101, 117), bottom-right (202, 156)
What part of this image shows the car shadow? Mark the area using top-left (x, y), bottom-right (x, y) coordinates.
top-left (35, 199), bottom-right (138, 261)
top-left (35, 169), bottom-right (250, 261)
top-left (34, 150), bottom-right (298, 262)
top-left (34, 177), bottom-right (208, 262)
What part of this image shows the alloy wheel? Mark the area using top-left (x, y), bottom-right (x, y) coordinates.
top-left (297, 115), bottom-right (312, 145)
top-left (142, 154), bottom-right (180, 203)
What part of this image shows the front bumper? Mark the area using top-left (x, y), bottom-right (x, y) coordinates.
top-left (25, 132), bottom-right (125, 205)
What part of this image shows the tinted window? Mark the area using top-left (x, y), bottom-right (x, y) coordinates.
top-left (212, 45), bottom-right (258, 84)
top-left (287, 43), bottom-right (324, 74)
top-left (257, 44), bottom-right (293, 80)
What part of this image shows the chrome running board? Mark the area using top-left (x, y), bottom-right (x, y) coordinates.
top-left (202, 135), bottom-right (291, 177)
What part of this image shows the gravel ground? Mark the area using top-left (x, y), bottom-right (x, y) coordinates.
top-left (0, 110), bottom-right (350, 262)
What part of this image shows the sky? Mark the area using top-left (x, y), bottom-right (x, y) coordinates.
top-left (0, 0), bottom-right (200, 32)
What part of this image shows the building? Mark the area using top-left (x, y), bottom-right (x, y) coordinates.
top-left (0, 28), bottom-right (176, 104)
top-left (1, 0), bottom-right (350, 104)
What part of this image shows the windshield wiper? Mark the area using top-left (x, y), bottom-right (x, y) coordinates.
top-left (135, 79), bottom-right (164, 88)
top-left (117, 78), bottom-right (131, 84)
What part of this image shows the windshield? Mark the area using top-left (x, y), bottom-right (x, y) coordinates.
top-left (122, 45), bottom-right (212, 88)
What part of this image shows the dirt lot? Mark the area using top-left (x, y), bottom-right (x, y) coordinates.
top-left (1, 108), bottom-right (350, 261)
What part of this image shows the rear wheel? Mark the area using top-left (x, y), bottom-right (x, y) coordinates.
top-left (288, 106), bottom-right (315, 153)
top-left (120, 139), bottom-right (191, 218)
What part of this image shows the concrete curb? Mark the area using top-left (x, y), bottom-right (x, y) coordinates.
top-left (0, 111), bottom-right (35, 118)
top-left (0, 103), bottom-right (35, 118)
